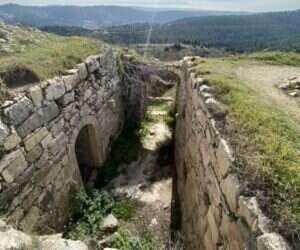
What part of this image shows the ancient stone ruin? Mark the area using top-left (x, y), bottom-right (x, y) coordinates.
top-left (0, 49), bottom-right (293, 249)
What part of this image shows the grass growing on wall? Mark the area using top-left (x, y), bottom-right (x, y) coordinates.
top-left (195, 57), bottom-right (300, 243)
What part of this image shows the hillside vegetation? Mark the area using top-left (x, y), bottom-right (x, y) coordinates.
top-left (102, 10), bottom-right (300, 52)
top-left (0, 23), bottom-right (103, 88)
top-left (0, 4), bottom-right (247, 29)
top-left (193, 52), bottom-right (300, 247)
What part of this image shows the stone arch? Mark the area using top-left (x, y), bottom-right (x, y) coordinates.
top-left (68, 116), bottom-right (102, 187)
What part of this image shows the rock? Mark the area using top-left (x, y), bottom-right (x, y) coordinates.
top-left (58, 91), bottom-right (75, 107)
top-left (278, 83), bottom-right (290, 90)
top-left (4, 133), bottom-right (21, 150)
top-left (0, 119), bottom-right (9, 144)
top-left (101, 214), bottom-right (119, 233)
top-left (24, 127), bottom-right (49, 151)
top-left (0, 226), bottom-right (32, 250)
top-left (221, 174), bottom-right (240, 213)
top-left (288, 91), bottom-right (299, 97)
top-left (16, 102), bottom-right (59, 138)
top-left (257, 233), bottom-right (291, 250)
top-left (0, 149), bottom-right (28, 183)
top-left (39, 234), bottom-right (88, 250)
top-left (45, 79), bottom-right (66, 100)
top-left (29, 85), bottom-right (43, 107)
top-left (4, 97), bottom-right (34, 126)
top-left (77, 63), bottom-right (88, 80)
top-left (86, 55), bottom-right (100, 73)
top-left (205, 97), bottom-right (227, 121)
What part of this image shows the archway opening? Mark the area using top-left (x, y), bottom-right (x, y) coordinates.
top-left (75, 125), bottom-right (99, 185)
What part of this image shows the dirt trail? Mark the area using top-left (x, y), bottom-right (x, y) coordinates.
top-left (108, 96), bottom-right (175, 245)
top-left (236, 63), bottom-right (300, 124)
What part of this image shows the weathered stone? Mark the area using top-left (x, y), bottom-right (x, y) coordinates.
top-left (26, 144), bottom-right (43, 163)
top-left (221, 174), bottom-right (240, 213)
top-left (47, 132), bottom-right (68, 156)
top-left (24, 127), bottom-right (49, 151)
top-left (29, 85), bottom-right (43, 107)
top-left (49, 117), bottom-right (65, 137)
top-left (0, 149), bottom-right (28, 183)
top-left (58, 91), bottom-right (75, 107)
top-left (257, 233), bottom-right (291, 250)
top-left (45, 79), bottom-right (66, 100)
top-left (77, 63), bottom-right (88, 80)
top-left (205, 98), bottom-right (227, 121)
top-left (39, 234), bottom-right (88, 250)
top-left (43, 101), bottom-right (60, 122)
top-left (215, 138), bottom-right (234, 179)
top-left (85, 55), bottom-right (100, 73)
top-left (16, 102), bottom-right (59, 138)
top-left (63, 73), bottom-right (80, 91)
top-left (63, 103), bottom-right (77, 121)
top-left (4, 97), bottom-right (33, 126)
top-left (0, 225), bottom-right (32, 250)
top-left (101, 214), bottom-right (119, 233)
top-left (83, 88), bottom-right (93, 102)
top-left (0, 119), bottom-right (9, 144)
top-left (3, 133), bottom-right (21, 150)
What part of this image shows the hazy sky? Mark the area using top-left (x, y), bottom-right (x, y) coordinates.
top-left (1, 0), bottom-right (300, 12)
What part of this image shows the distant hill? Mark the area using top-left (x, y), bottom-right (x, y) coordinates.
top-left (101, 10), bottom-right (300, 52)
top-left (0, 4), bottom-right (249, 28)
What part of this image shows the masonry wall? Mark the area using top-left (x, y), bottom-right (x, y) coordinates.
top-left (175, 58), bottom-right (291, 250)
top-left (0, 48), bottom-right (129, 233)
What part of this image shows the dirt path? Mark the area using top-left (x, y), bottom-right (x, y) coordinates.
top-left (108, 96), bottom-right (175, 246)
top-left (235, 63), bottom-right (300, 124)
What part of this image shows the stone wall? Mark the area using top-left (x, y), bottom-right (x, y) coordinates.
top-left (0, 48), bottom-right (127, 233)
top-left (175, 58), bottom-right (291, 250)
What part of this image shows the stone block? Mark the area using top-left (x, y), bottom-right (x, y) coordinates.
top-left (24, 127), bottom-right (49, 151)
top-left (4, 97), bottom-right (34, 126)
top-left (4, 133), bottom-right (21, 150)
top-left (85, 55), bottom-right (100, 73)
top-left (0, 119), bottom-right (9, 144)
top-left (215, 138), bottom-right (234, 179)
top-left (77, 63), bottom-right (88, 80)
top-left (62, 73), bottom-right (80, 92)
top-left (16, 102), bottom-right (59, 138)
top-left (45, 79), bottom-right (66, 101)
top-left (29, 85), bottom-right (43, 107)
top-left (26, 144), bottom-right (43, 163)
top-left (48, 132), bottom-right (68, 156)
top-left (257, 233), bottom-right (291, 250)
top-left (221, 174), bottom-right (240, 213)
top-left (0, 149), bottom-right (28, 183)
top-left (58, 91), bottom-right (75, 107)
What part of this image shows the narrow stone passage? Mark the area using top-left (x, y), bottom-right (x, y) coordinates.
top-left (107, 90), bottom-right (177, 248)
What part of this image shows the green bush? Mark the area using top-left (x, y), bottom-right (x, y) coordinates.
top-left (66, 190), bottom-right (134, 240)
top-left (110, 230), bottom-right (161, 250)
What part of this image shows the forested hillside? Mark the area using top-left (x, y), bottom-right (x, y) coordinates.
top-left (102, 10), bottom-right (300, 52)
top-left (0, 4), bottom-right (246, 28)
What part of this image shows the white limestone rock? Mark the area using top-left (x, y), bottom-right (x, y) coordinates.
top-left (257, 233), bottom-right (291, 250)
top-left (102, 214), bottom-right (119, 233)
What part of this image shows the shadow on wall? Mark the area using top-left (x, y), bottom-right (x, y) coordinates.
top-left (75, 125), bottom-right (100, 185)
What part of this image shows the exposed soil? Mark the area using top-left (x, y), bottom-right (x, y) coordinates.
top-left (236, 63), bottom-right (300, 125)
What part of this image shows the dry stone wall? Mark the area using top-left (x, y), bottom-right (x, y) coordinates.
top-left (175, 58), bottom-right (291, 250)
top-left (0, 48), bottom-right (128, 233)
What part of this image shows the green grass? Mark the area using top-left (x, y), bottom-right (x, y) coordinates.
top-left (0, 34), bottom-right (103, 84)
top-left (110, 229), bottom-right (161, 250)
top-left (241, 51), bottom-right (300, 66)
top-left (196, 57), bottom-right (300, 243)
top-left (65, 190), bottom-right (134, 241)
